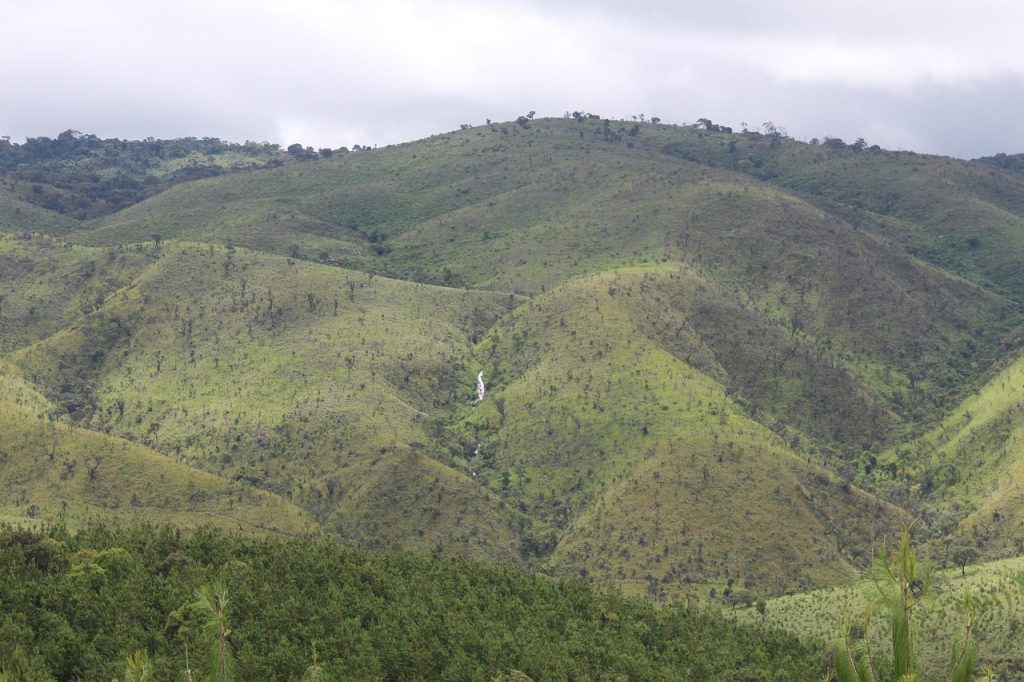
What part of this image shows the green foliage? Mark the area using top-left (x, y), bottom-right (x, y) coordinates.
top-left (0, 523), bottom-right (822, 681)
top-left (831, 529), bottom-right (981, 682)
top-left (0, 131), bottom-right (285, 222)
top-left (123, 649), bottom-right (153, 682)
top-left (191, 582), bottom-right (233, 682)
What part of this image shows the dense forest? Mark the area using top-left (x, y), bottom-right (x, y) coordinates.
top-left (0, 132), bottom-right (284, 220)
top-left (0, 523), bottom-right (820, 681)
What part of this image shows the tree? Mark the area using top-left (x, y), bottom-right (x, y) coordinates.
top-left (831, 526), bottom-right (991, 682)
top-left (192, 582), bottom-right (234, 682)
top-left (952, 547), bottom-right (979, 576)
top-left (123, 650), bottom-right (152, 681)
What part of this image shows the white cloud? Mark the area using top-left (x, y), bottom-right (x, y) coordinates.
top-left (2, 0), bottom-right (1023, 156)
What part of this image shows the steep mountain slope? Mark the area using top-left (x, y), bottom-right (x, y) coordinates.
top-left (461, 266), bottom-right (906, 595)
top-left (7, 118), bottom-right (1024, 597)
top-left (0, 358), bottom-right (312, 533)
top-left (0, 233), bottom-right (155, 353)
top-left (10, 242), bottom-right (529, 564)
top-left (70, 120), bottom-right (1022, 450)
top-left (3, 241), bottom-right (913, 593)
top-left (879, 347), bottom-right (1024, 557)
top-left (650, 124), bottom-right (1024, 302)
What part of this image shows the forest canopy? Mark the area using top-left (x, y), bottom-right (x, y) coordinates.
top-left (0, 523), bottom-right (820, 681)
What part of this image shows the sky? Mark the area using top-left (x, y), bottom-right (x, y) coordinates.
top-left (4, 0), bottom-right (1024, 158)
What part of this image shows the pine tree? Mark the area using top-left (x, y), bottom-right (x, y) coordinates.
top-left (191, 582), bottom-right (234, 682)
top-left (830, 526), bottom-right (995, 682)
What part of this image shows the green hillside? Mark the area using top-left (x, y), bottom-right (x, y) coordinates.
top-left (3, 237), bottom-right (913, 594)
top-left (0, 358), bottom-right (312, 534)
top-left (5, 117), bottom-right (1024, 607)
top-left (649, 123), bottom-right (1024, 302)
top-left (876, 347), bottom-right (1024, 558)
top-left (10, 241), bottom-right (529, 564)
top-left (0, 132), bottom-right (284, 222)
top-left (0, 233), bottom-right (155, 353)
top-left (0, 187), bottom-right (78, 235)
top-left (462, 265), bottom-right (907, 596)
top-left (72, 120), bottom-right (1021, 432)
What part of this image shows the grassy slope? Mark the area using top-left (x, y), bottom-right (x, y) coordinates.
top-left (0, 186), bottom-right (79, 235)
top-left (70, 120), bottom-right (1021, 451)
top-left (462, 266), bottom-right (907, 595)
top-left (8, 117), bottom-right (1024, 596)
top-left (0, 233), bottom-right (155, 352)
top-left (651, 124), bottom-right (1024, 302)
top-left (0, 359), bottom-right (312, 534)
top-left (753, 554), bottom-right (1024, 679)
top-left (3, 240), bottom-right (910, 593)
top-left (878, 347), bottom-right (1024, 557)
top-left (11, 242), bottom-right (529, 564)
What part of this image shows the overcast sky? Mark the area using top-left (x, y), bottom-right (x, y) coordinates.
top-left (4, 0), bottom-right (1023, 158)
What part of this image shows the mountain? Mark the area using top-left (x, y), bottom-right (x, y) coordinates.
top-left (4, 118), bottom-right (1024, 601)
top-left (0, 357), bottom-right (312, 534)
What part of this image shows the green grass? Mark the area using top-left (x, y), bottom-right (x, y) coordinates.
top-left (751, 554), bottom-right (1024, 679)
top-left (460, 265), bottom-right (907, 596)
top-left (10, 242), bottom-right (529, 563)
top-left (0, 358), bottom-right (313, 535)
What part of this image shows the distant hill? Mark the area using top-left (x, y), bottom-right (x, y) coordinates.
top-left (4, 119), bottom-right (1024, 600)
top-left (0, 131), bottom-right (285, 222)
